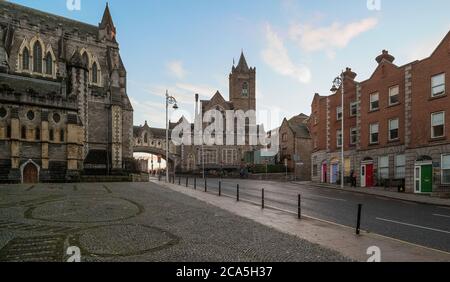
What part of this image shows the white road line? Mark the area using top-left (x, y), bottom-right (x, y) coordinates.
top-left (376, 217), bottom-right (450, 234)
top-left (312, 195), bottom-right (347, 202)
top-left (433, 214), bottom-right (450, 219)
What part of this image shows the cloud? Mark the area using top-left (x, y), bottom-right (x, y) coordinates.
top-left (261, 24), bottom-right (312, 84)
top-left (166, 60), bottom-right (187, 79)
top-left (289, 17), bottom-right (378, 55)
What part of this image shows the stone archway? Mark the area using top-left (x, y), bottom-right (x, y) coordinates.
top-left (21, 160), bottom-right (40, 184)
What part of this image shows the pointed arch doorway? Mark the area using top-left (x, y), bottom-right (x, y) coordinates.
top-left (21, 160), bottom-right (40, 184)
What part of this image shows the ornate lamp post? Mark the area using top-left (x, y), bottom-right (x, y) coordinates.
top-left (331, 72), bottom-right (345, 188)
top-left (165, 90), bottom-right (178, 183)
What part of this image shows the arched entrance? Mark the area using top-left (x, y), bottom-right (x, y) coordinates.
top-left (21, 160), bottom-right (39, 184)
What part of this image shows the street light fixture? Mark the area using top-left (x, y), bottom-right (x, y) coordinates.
top-left (165, 90), bottom-right (178, 183)
top-left (332, 72), bottom-right (345, 189)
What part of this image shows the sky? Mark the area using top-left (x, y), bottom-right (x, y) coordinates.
top-left (9, 0), bottom-right (450, 130)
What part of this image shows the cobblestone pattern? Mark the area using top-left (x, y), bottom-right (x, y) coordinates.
top-left (0, 182), bottom-right (350, 262)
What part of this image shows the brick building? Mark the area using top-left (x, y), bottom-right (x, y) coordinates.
top-left (279, 114), bottom-right (312, 181)
top-left (0, 2), bottom-right (133, 183)
top-left (310, 30), bottom-right (450, 195)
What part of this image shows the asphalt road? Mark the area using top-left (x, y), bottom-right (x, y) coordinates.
top-left (166, 176), bottom-right (450, 253)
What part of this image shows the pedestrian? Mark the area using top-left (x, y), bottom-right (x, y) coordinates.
top-left (350, 170), bottom-right (357, 187)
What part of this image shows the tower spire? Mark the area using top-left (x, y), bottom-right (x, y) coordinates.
top-left (235, 50), bottom-right (249, 72)
top-left (99, 2), bottom-right (116, 41)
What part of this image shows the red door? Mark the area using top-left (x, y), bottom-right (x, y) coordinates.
top-left (322, 164), bottom-right (327, 183)
top-left (366, 164), bottom-right (374, 187)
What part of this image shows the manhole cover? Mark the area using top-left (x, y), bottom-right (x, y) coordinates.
top-left (25, 197), bottom-right (143, 223)
top-left (69, 224), bottom-right (179, 257)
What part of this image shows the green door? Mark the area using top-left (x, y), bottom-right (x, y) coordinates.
top-left (421, 165), bottom-right (433, 193)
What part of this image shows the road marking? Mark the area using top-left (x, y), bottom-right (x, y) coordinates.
top-left (433, 214), bottom-right (450, 219)
top-left (313, 195), bottom-right (347, 202)
top-left (376, 217), bottom-right (450, 234)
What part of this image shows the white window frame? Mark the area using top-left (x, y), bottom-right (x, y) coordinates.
top-left (336, 106), bottom-right (343, 121)
top-left (370, 123), bottom-right (379, 144)
top-left (395, 155), bottom-right (406, 179)
top-left (337, 129), bottom-right (342, 147)
top-left (431, 73), bottom-right (445, 97)
top-left (431, 111), bottom-right (445, 139)
top-left (441, 154), bottom-right (450, 185)
top-left (378, 156), bottom-right (390, 180)
top-left (350, 127), bottom-right (357, 145)
top-left (370, 93), bottom-right (379, 111)
top-left (389, 118), bottom-right (399, 141)
top-left (389, 85), bottom-right (400, 106)
top-left (350, 102), bottom-right (358, 117)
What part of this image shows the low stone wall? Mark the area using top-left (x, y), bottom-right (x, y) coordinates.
top-left (80, 173), bottom-right (150, 183)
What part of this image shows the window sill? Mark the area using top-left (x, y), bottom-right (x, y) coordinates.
top-left (429, 94), bottom-right (447, 101)
top-left (387, 103), bottom-right (401, 108)
top-left (429, 136), bottom-right (447, 142)
top-left (369, 109), bottom-right (380, 113)
top-left (388, 138), bottom-right (400, 144)
top-left (369, 142), bottom-right (380, 146)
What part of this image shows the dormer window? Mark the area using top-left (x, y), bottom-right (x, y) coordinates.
top-left (242, 82), bottom-right (249, 97)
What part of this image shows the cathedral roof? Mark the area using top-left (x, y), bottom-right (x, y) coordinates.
top-left (0, 1), bottom-right (98, 37)
top-left (0, 73), bottom-right (61, 97)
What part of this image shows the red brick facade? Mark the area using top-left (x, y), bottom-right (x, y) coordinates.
top-left (310, 31), bottom-right (450, 195)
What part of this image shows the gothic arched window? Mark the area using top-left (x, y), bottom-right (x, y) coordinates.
top-left (92, 62), bottom-right (98, 84)
top-left (22, 47), bottom-right (30, 70)
top-left (144, 133), bottom-right (148, 143)
top-left (45, 52), bottom-right (53, 75)
top-left (242, 82), bottom-right (249, 97)
top-left (82, 52), bottom-right (89, 67)
top-left (33, 42), bottom-right (43, 73)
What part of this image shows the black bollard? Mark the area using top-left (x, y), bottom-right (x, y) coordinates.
top-left (194, 177), bottom-right (197, 190)
top-left (298, 194), bottom-right (301, 219)
top-left (186, 177), bottom-right (188, 188)
top-left (262, 189), bottom-right (265, 209)
top-left (356, 204), bottom-right (362, 235)
top-left (219, 181), bottom-right (222, 196)
top-left (205, 178), bottom-right (207, 192)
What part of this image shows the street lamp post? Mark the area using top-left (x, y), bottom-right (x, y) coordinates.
top-left (332, 72), bottom-right (345, 189)
top-left (165, 90), bottom-right (178, 183)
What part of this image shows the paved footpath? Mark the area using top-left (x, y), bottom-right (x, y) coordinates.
top-left (0, 182), bottom-right (349, 262)
top-left (295, 181), bottom-right (450, 207)
top-left (156, 180), bottom-right (450, 262)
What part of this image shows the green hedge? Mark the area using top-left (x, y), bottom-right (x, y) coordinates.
top-left (250, 164), bottom-right (286, 174)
